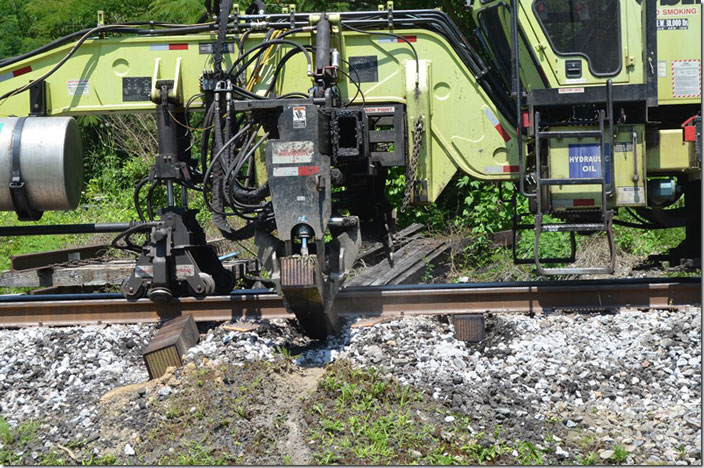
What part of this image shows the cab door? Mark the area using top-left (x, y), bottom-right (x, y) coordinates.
top-left (529, 0), bottom-right (644, 86)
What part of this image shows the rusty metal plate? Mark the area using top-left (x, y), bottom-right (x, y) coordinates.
top-left (281, 256), bottom-right (316, 287)
top-left (453, 314), bottom-right (486, 343)
top-left (142, 314), bottom-right (199, 379)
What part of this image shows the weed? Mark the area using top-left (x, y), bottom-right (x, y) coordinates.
top-left (311, 403), bottom-right (324, 415)
top-left (314, 450), bottom-right (339, 464)
top-left (515, 440), bottom-right (544, 465)
top-left (82, 453), bottom-right (118, 465)
top-left (282, 454), bottom-right (292, 465)
top-left (578, 451), bottom-right (597, 465)
top-left (37, 450), bottom-right (68, 465)
top-left (0, 416), bottom-right (11, 445)
top-left (462, 440), bottom-right (508, 463)
top-left (677, 445), bottom-right (687, 460)
top-left (611, 444), bottom-right (629, 464)
top-left (168, 441), bottom-right (229, 465)
top-left (320, 418), bottom-right (345, 434)
top-left (165, 403), bottom-right (184, 419)
top-left (274, 346), bottom-right (298, 360)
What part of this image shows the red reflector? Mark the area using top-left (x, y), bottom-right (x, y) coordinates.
top-left (521, 112), bottom-right (530, 128)
top-left (503, 165), bottom-right (519, 173)
top-left (12, 66), bottom-right (32, 77)
top-left (684, 125), bottom-right (697, 142)
top-left (495, 123), bottom-right (511, 142)
top-left (298, 166), bottom-right (320, 176)
top-left (168, 43), bottom-right (189, 50)
top-left (402, 36), bottom-right (417, 43)
top-left (573, 199), bottom-right (595, 207)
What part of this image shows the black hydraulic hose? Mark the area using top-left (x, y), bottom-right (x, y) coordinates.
top-left (0, 22), bottom-right (215, 68)
top-left (229, 182), bottom-right (270, 205)
top-left (111, 222), bottom-right (159, 253)
top-left (340, 15), bottom-right (515, 123)
top-left (226, 39), bottom-right (312, 79)
top-left (213, 0), bottom-right (234, 75)
top-left (342, 22), bottom-right (419, 87)
top-left (226, 132), bottom-right (271, 208)
top-left (133, 177), bottom-right (150, 222)
top-left (146, 180), bottom-right (159, 220)
top-left (200, 104), bottom-right (216, 175)
top-left (0, 23), bottom-right (217, 101)
top-left (0, 223), bottom-right (132, 236)
top-left (613, 219), bottom-right (661, 230)
top-left (203, 124), bottom-right (253, 214)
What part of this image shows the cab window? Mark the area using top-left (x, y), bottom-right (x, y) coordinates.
top-left (533, 0), bottom-right (621, 76)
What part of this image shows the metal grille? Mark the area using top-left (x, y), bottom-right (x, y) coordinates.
top-left (453, 314), bottom-right (485, 343)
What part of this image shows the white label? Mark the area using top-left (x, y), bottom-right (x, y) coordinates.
top-left (67, 79), bottom-right (89, 96)
top-left (657, 7), bottom-right (699, 17)
top-left (658, 60), bottom-right (667, 78)
top-left (176, 264), bottom-right (195, 279)
top-left (292, 106), bottom-right (306, 129)
top-left (564, 78), bottom-right (586, 85)
top-left (364, 106), bottom-right (395, 114)
top-left (273, 167), bottom-right (299, 177)
top-left (672, 60), bottom-right (701, 98)
top-left (296, 196), bottom-right (306, 201)
top-left (272, 141), bottom-right (314, 164)
top-left (558, 87), bottom-right (585, 94)
top-left (657, 17), bottom-right (689, 31)
top-left (617, 186), bottom-right (645, 205)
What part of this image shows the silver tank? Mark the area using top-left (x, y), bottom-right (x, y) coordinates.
top-left (0, 117), bottom-right (83, 212)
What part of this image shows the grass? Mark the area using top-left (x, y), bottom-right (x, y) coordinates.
top-left (0, 417), bottom-right (40, 464)
top-left (158, 440), bottom-right (235, 465)
top-left (611, 444), bottom-right (629, 464)
top-left (578, 451), bottom-right (598, 465)
top-left (306, 360), bottom-right (556, 465)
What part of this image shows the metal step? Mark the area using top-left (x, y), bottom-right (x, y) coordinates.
top-left (541, 223), bottom-right (605, 233)
top-left (537, 267), bottom-right (615, 275)
top-left (540, 177), bottom-right (605, 186)
top-left (539, 130), bottom-right (603, 139)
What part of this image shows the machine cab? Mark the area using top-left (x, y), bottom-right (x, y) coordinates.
top-left (473, 0), bottom-right (646, 89)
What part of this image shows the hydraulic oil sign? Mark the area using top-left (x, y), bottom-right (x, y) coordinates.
top-left (568, 144), bottom-right (611, 184)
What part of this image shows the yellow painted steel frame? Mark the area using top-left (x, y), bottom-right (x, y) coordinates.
top-left (0, 28), bottom-right (518, 204)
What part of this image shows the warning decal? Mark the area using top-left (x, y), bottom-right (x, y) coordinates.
top-left (273, 166), bottom-right (320, 177)
top-left (672, 60), bottom-right (701, 98)
top-left (68, 79), bottom-right (89, 96)
top-left (658, 60), bottom-right (667, 78)
top-left (272, 141), bottom-right (314, 165)
top-left (292, 106), bottom-right (307, 129)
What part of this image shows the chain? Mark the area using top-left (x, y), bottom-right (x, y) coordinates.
top-left (402, 115), bottom-right (424, 212)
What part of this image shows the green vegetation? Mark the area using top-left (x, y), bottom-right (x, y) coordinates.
top-left (0, 416), bottom-right (40, 465)
top-left (611, 444), bottom-right (630, 464)
top-left (578, 451), bottom-right (598, 465)
top-left (306, 360), bottom-right (560, 465)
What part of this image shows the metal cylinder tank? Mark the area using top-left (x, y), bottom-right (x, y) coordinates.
top-left (0, 117), bottom-right (83, 212)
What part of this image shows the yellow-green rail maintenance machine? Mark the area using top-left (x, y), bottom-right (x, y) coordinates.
top-left (0, 1), bottom-right (700, 337)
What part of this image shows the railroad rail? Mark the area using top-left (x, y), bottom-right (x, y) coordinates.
top-left (0, 278), bottom-right (699, 327)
